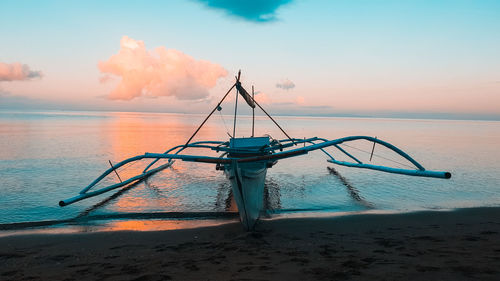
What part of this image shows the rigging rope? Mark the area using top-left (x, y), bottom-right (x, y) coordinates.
top-left (339, 143), bottom-right (415, 169)
top-left (218, 110), bottom-right (233, 138)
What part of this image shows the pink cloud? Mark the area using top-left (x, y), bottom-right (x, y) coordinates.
top-left (254, 92), bottom-right (271, 104)
top-left (98, 36), bottom-right (228, 100)
top-left (295, 96), bottom-right (305, 105)
top-left (254, 91), bottom-right (305, 106)
top-left (0, 62), bottom-right (42, 82)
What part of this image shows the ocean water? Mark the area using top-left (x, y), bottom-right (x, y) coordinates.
top-left (0, 110), bottom-right (499, 232)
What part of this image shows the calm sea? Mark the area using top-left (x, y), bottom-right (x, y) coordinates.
top-left (1, 110), bottom-right (499, 233)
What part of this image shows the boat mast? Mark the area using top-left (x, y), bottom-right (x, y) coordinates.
top-left (232, 70), bottom-right (241, 139)
top-left (185, 69), bottom-right (295, 146)
top-left (252, 85), bottom-right (255, 137)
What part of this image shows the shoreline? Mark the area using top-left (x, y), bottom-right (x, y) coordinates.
top-left (0, 211), bottom-right (240, 235)
top-left (0, 207), bottom-right (474, 237)
top-left (1, 207), bottom-right (499, 280)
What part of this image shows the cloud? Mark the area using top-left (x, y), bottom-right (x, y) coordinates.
top-left (254, 92), bottom-right (271, 104)
top-left (98, 36), bottom-right (228, 101)
top-left (295, 96), bottom-right (305, 105)
top-left (253, 91), bottom-right (303, 106)
top-left (196, 0), bottom-right (292, 22)
top-left (0, 62), bottom-right (42, 82)
top-left (276, 79), bottom-right (295, 90)
top-left (255, 102), bottom-right (338, 117)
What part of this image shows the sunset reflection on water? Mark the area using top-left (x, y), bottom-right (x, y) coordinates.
top-left (95, 111), bottom-right (231, 216)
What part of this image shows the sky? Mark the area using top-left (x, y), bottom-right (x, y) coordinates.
top-left (1, 0), bottom-right (499, 120)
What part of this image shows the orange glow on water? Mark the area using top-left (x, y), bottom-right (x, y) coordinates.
top-left (0, 220), bottom-right (237, 237)
top-left (99, 219), bottom-right (209, 231)
top-left (100, 111), bottom-right (227, 213)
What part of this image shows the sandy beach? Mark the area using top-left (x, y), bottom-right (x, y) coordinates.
top-left (1, 207), bottom-right (499, 281)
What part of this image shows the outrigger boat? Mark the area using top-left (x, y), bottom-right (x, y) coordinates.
top-left (60, 71), bottom-right (451, 230)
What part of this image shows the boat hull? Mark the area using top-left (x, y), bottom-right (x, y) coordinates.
top-left (225, 161), bottom-right (267, 230)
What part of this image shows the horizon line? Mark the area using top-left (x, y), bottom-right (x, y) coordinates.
top-left (1, 108), bottom-right (499, 122)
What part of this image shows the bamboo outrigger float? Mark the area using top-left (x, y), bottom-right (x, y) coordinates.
top-left (60, 71), bottom-right (451, 230)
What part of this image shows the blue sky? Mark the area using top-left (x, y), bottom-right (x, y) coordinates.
top-left (1, 0), bottom-right (499, 119)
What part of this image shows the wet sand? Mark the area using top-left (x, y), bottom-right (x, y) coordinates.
top-left (1, 207), bottom-right (499, 280)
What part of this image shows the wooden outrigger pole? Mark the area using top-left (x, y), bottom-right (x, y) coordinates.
top-left (60, 70), bottom-right (451, 230)
top-left (60, 135), bottom-right (450, 207)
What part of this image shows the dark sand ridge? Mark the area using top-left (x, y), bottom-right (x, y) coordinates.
top-left (1, 207), bottom-right (499, 280)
